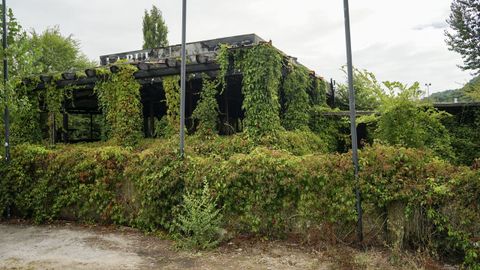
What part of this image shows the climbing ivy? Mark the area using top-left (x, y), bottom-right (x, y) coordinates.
top-left (192, 77), bottom-right (219, 136)
top-left (94, 64), bottom-right (143, 147)
top-left (308, 77), bottom-right (327, 106)
top-left (281, 63), bottom-right (310, 131)
top-left (216, 44), bottom-right (230, 93)
top-left (9, 80), bottom-right (42, 144)
top-left (234, 43), bottom-right (283, 138)
top-left (163, 75), bottom-right (181, 133)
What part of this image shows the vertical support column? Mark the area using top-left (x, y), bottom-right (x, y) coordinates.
top-left (223, 86), bottom-right (229, 133)
top-left (62, 110), bottom-right (69, 143)
top-left (149, 102), bottom-right (155, 137)
top-left (50, 113), bottom-right (56, 144)
top-left (90, 114), bottom-right (93, 140)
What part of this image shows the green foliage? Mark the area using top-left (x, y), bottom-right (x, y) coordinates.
top-left (0, 7), bottom-right (93, 146)
top-left (234, 43), bottom-right (283, 138)
top-left (376, 100), bottom-right (453, 158)
top-left (359, 144), bottom-right (480, 268)
top-left (309, 106), bottom-right (350, 152)
top-left (30, 26), bottom-right (95, 73)
top-left (192, 78), bottom-right (219, 136)
top-left (126, 143), bottom-right (185, 231)
top-left (462, 75), bottom-right (480, 101)
top-left (142, 5), bottom-right (169, 49)
top-left (163, 75), bottom-right (181, 133)
top-left (1, 140), bottom-right (479, 267)
top-left (445, 0), bottom-right (480, 74)
top-left (373, 82), bottom-right (452, 159)
top-left (260, 130), bottom-right (328, 156)
top-left (351, 80), bottom-right (454, 160)
top-left (442, 108), bottom-right (480, 165)
top-left (44, 80), bottom-right (64, 141)
top-left (336, 68), bottom-right (385, 110)
top-left (308, 77), bottom-right (327, 106)
top-left (216, 44), bottom-right (230, 91)
top-left (94, 64), bottom-right (143, 147)
top-left (0, 7), bottom-right (42, 146)
top-left (281, 64), bottom-right (310, 131)
top-left (0, 6), bottom-right (41, 83)
top-left (172, 179), bottom-right (223, 250)
top-left (429, 88), bottom-right (474, 103)
top-left (9, 83), bottom-right (42, 144)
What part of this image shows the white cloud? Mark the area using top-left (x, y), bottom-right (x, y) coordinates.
top-left (8, 0), bottom-right (473, 93)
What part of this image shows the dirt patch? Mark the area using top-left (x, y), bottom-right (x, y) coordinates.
top-left (0, 222), bottom-right (457, 270)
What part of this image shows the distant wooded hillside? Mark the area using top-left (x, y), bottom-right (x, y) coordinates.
top-left (430, 75), bottom-right (479, 102)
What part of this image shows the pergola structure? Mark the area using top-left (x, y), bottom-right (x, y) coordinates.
top-left (27, 34), bottom-right (322, 143)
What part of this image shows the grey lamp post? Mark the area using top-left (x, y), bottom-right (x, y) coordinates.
top-left (343, 0), bottom-right (363, 243)
top-left (425, 83), bottom-right (431, 99)
top-left (179, 0), bottom-right (187, 158)
top-left (2, 0), bottom-right (10, 162)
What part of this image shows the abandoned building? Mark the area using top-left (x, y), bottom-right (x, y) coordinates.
top-left (22, 33), bottom-right (479, 147)
top-left (26, 34), bottom-right (325, 143)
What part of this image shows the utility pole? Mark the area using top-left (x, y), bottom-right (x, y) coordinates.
top-left (2, 0), bottom-right (10, 162)
top-left (343, 0), bottom-right (363, 243)
top-left (179, 0), bottom-right (187, 158)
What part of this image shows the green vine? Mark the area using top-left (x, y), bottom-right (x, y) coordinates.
top-left (192, 77), bottom-right (219, 136)
top-left (216, 44), bottom-right (230, 93)
top-left (234, 43), bottom-right (283, 138)
top-left (94, 64), bottom-right (143, 147)
top-left (43, 76), bottom-right (77, 143)
top-left (163, 75), bottom-right (181, 133)
top-left (10, 79), bottom-right (42, 144)
top-left (309, 77), bottom-right (327, 106)
top-left (281, 63), bottom-right (310, 131)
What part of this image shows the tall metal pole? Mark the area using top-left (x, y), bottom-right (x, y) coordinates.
top-left (179, 0), bottom-right (187, 158)
top-left (2, 0), bottom-right (10, 162)
top-left (343, 0), bottom-right (363, 243)
top-left (425, 83), bottom-right (431, 99)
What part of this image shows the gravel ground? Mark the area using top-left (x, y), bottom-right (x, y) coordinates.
top-left (0, 222), bottom-right (455, 270)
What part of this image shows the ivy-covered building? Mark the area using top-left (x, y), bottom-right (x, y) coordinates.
top-left (23, 34), bottom-right (327, 144)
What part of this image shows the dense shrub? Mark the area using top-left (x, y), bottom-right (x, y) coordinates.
top-left (443, 109), bottom-right (480, 166)
top-left (309, 106), bottom-right (350, 152)
top-left (0, 139), bottom-right (478, 267)
top-left (376, 100), bottom-right (453, 159)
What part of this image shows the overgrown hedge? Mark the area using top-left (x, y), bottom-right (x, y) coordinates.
top-left (0, 138), bottom-right (479, 267)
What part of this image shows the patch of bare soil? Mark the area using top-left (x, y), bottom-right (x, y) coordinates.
top-left (0, 221), bottom-right (458, 270)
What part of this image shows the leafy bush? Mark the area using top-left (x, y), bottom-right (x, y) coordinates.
top-left (192, 78), bottom-right (219, 136)
top-left (376, 100), bottom-right (453, 159)
top-left (172, 179), bottom-right (223, 250)
top-left (309, 106), bottom-right (350, 152)
top-left (442, 109), bottom-right (480, 166)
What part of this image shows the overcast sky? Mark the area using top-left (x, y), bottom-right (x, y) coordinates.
top-left (9, 0), bottom-right (475, 94)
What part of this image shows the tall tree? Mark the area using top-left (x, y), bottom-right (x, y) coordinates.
top-left (336, 68), bottom-right (386, 110)
top-left (445, 0), bottom-right (480, 74)
top-left (30, 26), bottom-right (95, 73)
top-left (0, 5), bottom-right (41, 84)
top-left (142, 5), bottom-right (169, 49)
top-left (0, 6), bottom-right (43, 143)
